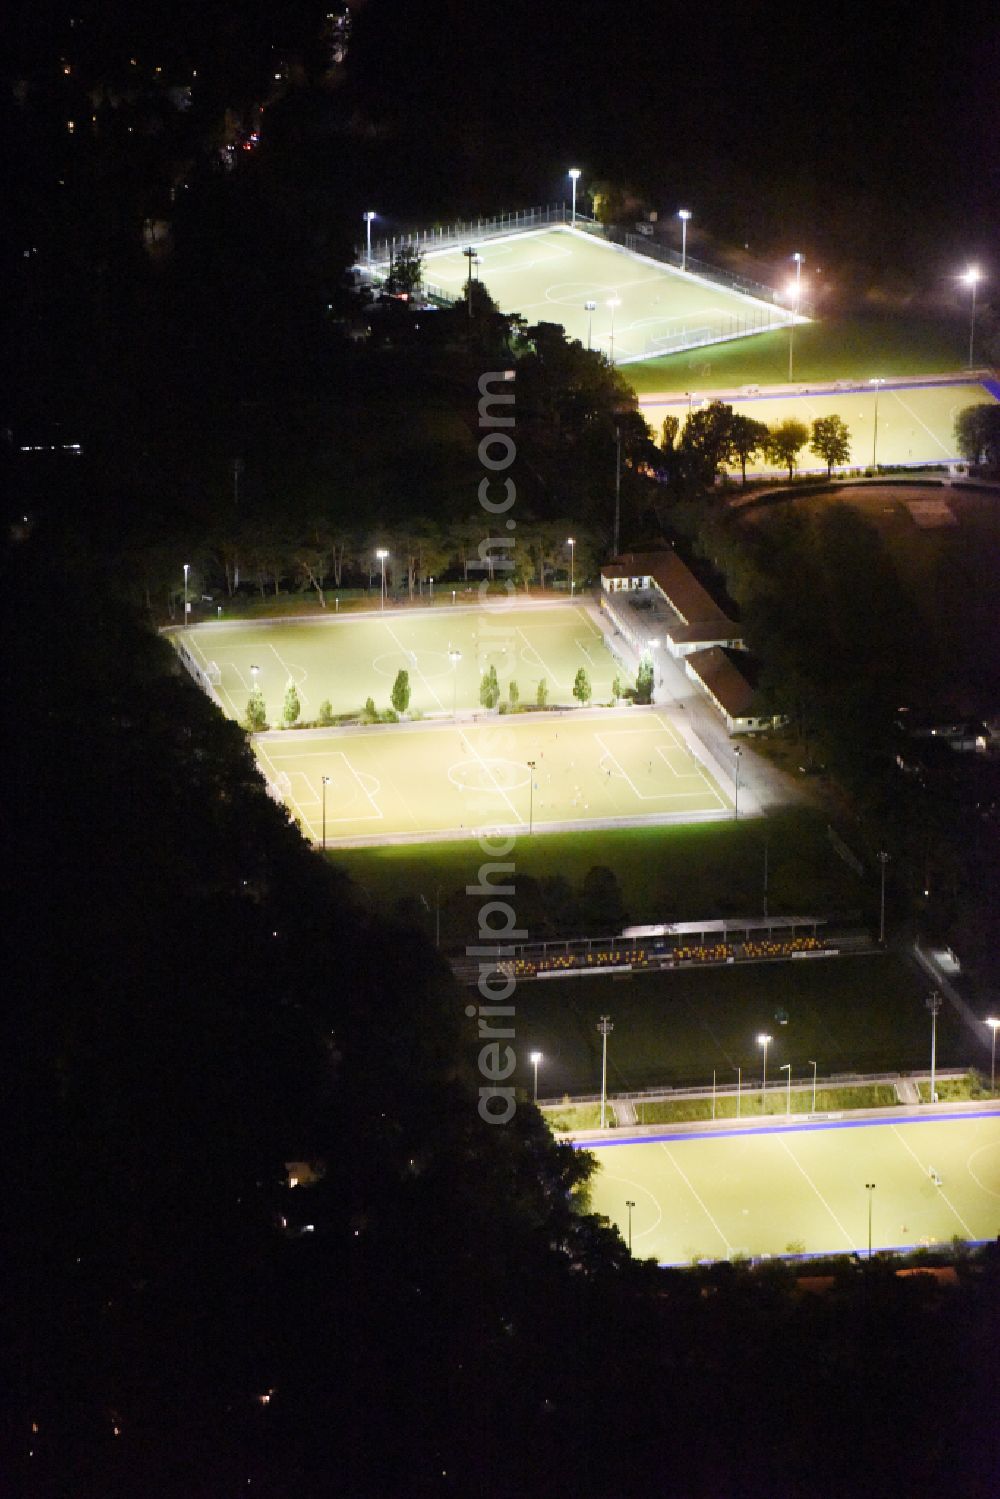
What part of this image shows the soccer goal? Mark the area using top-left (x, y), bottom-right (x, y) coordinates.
top-left (266, 771), bottom-right (293, 804)
top-left (204, 661), bottom-right (222, 685)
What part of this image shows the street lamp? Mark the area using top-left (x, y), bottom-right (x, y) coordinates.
top-left (363, 210), bottom-right (376, 264)
top-left (927, 991), bottom-right (942, 1104)
top-left (788, 252), bottom-right (804, 383)
top-left (585, 299), bottom-right (597, 350)
top-left (626, 1198), bottom-right (636, 1253)
top-left (183, 562), bottom-right (190, 626)
top-left (376, 548), bottom-right (388, 610)
top-left (987, 1017), bottom-right (1000, 1093)
top-left (757, 1033), bottom-right (772, 1113)
top-left (429, 576), bottom-right (434, 603)
top-left (961, 266), bottom-right (982, 368)
top-left (568, 167), bottom-right (581, 224)
top-left (869, 378), bottom-right (885, 470)
top-left (808, 1059), bottom-right (817, 1115)
top-left (598, 1015), bottom-right (614, 1129)
top-left (527, 759), bottom-right (536, 834)
top-left (865, 1182), bottom-right (876, 1260)
top-left (321, 775), bottom-right (330, 850)
top-left (449, 647), bottom-right (461, 717)
top-left (606, 296), bottom-right (621, 362)
top-left (530, 1050), bottom-right (542, 1102)
top-left (677, 208), bottom-right (692, 271)
top-left (733, 745), bottom-right (742, 821)
top-left (781, 1062), bottom-right (792, 1117)
top-left (567, 536), bottom-right (575, 597)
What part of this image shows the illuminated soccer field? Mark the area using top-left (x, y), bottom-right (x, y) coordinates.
top-left (639, 377), bottom-right (1000, 475)
top-left (253, 709), bottom-right (731, 846)
top-left (584, 1110), bottom-right (1000, 1263)
top-left (419, 225), bottom-right (794, 363)
top-left (180, 604), bottom-right (619, 727)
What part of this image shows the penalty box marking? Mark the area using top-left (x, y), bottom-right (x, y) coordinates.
top-left (593, 731), bottom-right (715, 803)
top-left (264, 748), bottom-right (383, 823)
top-left (890, 1124), bottom-right (976, 1239)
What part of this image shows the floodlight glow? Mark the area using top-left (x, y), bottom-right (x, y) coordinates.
top-left (988, 1017), bottom-right (1000, 1031)
top-left (530, 1050), bottom-right (542, 1063)
top-left (757, 1033), bottom-right (771, 1046)
top-left (961, 265), bottom-right (981, 286)
top-left (677, 209), bottom-right (692, 221)
top-left (568, 168), bottom-right (581, 181)
top-left (376, 548), bottom-right (388, 558)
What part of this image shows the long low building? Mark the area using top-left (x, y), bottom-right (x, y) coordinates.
top-left (601, 550), bottom-right (744, 656)
top-left (684, 645), bottom-right (785, 734)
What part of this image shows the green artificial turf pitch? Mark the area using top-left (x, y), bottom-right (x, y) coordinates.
top-left (584, 1110), bottom-right (1000, 1262)
top-left (181, 603), bottom-right (620, 727)
top-left (419, 225), bottom-right (794, 364)
top-left (639, 377), bottom-right (997, 475)
top-left (253, 708), bottom-right (732, 845)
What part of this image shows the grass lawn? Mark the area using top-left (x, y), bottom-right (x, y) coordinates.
top-left (331, 806), bottom-right (865, 945)
top-left (179, 601), bottom-right (618, 726)
top-left (585, 1110), bottom-right (1000, 1261)
top-left (639, 377), bottom-right (997, 475)
top-left (617, 1084), bottom-right (900, 1127)
top-left (257, 708), bottom-right (730, 845)
top-left (625, 312), bottom-right (971, 393)
top-left (419, 224), bottom-right (792, 363)
top-left (511, 953), bottom-right (966, 1097)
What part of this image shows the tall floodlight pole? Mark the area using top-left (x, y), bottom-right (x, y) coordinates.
top-left (734, 1066), bottom-right (741, 1119)
top-left (927, 992), bottom-right (942, 1104)
top-left (598, 1015), bottom-right (614, 1129)
top-left (364, 210), bottom-right (376, 264)
top-left (733, 745), bottom-right (742, 821)
top-left (375, 548), bottom-right (388, 610)
top-left (607, 296), bottom-right (621, 363)
top-left (613, 423), bottom-right (622, 557)
top-left (809, 1059), bottom-right (817, 1114)
top-left (678, 208), bottom-right (692, 271)
top-left (463, 245), bottom-right (477, 319)
top-left (585, 300), bottom-right (597, 350)
top-left (869, 378), bottom-right (885, 470)
top-left (527, 760), bottom-right (536, 834)
top-left (865, 1182), bottom-right (876, 1260)
top-left (449, 647), bottom-right (461, 718)
top-left (962, 266), bottom-right (981, 368)
top-left (788, 252), bottom-right (804, 383)
top-left (183, 562), bottom-right (190, 626)
top-left (567, 537), bottom-right (575, 597)
top-left (757, 1033), bottom-right (772, 1114)
top-left (568, 167), bottom-right (581, 224)
top-left (877, 850), bottom-right (890, 945)
top-left (781, 1062), bottom-right (792, 1117)
top-left (530, 1050), bottom-right (542, 1103)
top-left (986, 1018), bottom-right (1000, 1093)
top-left (321, 775), bottom-right (330, 850)
top-left (626, 1198), bottom-right (635, 1253)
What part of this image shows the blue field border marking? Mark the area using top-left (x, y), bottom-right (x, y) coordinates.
top-left (653, 1237), bottom-right (997, 1268)
top-left (980, 378), bottom-right (1000, 401)
top-left (571, 1107), bottom-right (1000, 1150)
top-left (642, 377), bottom-right (997, 409)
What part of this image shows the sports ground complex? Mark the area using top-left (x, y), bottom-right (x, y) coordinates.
top-left (584, 1109), bottom-right (1000, 1264)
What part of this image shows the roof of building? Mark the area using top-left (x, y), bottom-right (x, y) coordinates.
top-left (602, 550), bottom-right (732, 627)
top-left (666, 619), bottom-right (745, 646)
top-left (685, 646), bottom-right (759, 720)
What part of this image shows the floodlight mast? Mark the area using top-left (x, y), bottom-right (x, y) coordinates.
top-left (757, 1033), bottom-right (772, 1110)
top-left (678, 208), bottom-right (692, 270)
top-left (363, 210), bottom-right (376, 264)
top-left (788, 252), bottom-right (804, 382)
top-left (530, 1050), bottom-right (542, 1102)
top-left (987, 1017), bottom-right (1000, 1093)
top-left (962, 266), bottom-right (982, 368)
top-left (568, 167), bottom-right (581, 224)
top-left (598, 1016), bottom-right (614, 1128)
top-left (376, 548), bottom-right (388, 610)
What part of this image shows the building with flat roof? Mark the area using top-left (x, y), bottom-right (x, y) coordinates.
top-left (600, 550), bottom-right (744, 656)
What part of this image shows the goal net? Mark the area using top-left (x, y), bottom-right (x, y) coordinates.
top-left (204, 661), bottom-right (222, 685)
top-left (266, 771), bottom-right (293, 804)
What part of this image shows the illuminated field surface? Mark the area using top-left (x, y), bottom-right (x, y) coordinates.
top-left (584, 1110), bottom-right (1000, 1263)
top-left (180, 603), bottom-right (619, 727)
top-left (639, 377), bottom-right (999, 475)
top-left (419, 225), bottom-right (794, 363)
top-left (253, 709), bottom-right (731, 846)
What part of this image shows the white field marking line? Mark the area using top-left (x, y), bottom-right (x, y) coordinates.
top-left (656, 742), bottom-right (726, 809)
top-left (596, 1172), bottom-right (663, 1241)
top-left (658, 1144), bottom-right (732, 1256)
top-left (323, 751), bottom-right (383, 824)
top-left (268, 642), bottom-right (309, 705)
top-left (515, 626), bottom-right (566, 691)
top-left (458, 729), bottom-right (525, 825)
top-left (779, 1138), bottom-right (855, 1250)
top-left (186, 634), bottom-right (240, 718)
top-left (887, 389), bottom-right (951, 456)
top-left (654, 742), bottom-right (710, 784)
top-left (592, 732), bottom-right (705, 803)
top-left (382, 619), bottom-right (447, 712)
top-left (890, 1124), bottom-right (976, 1238)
